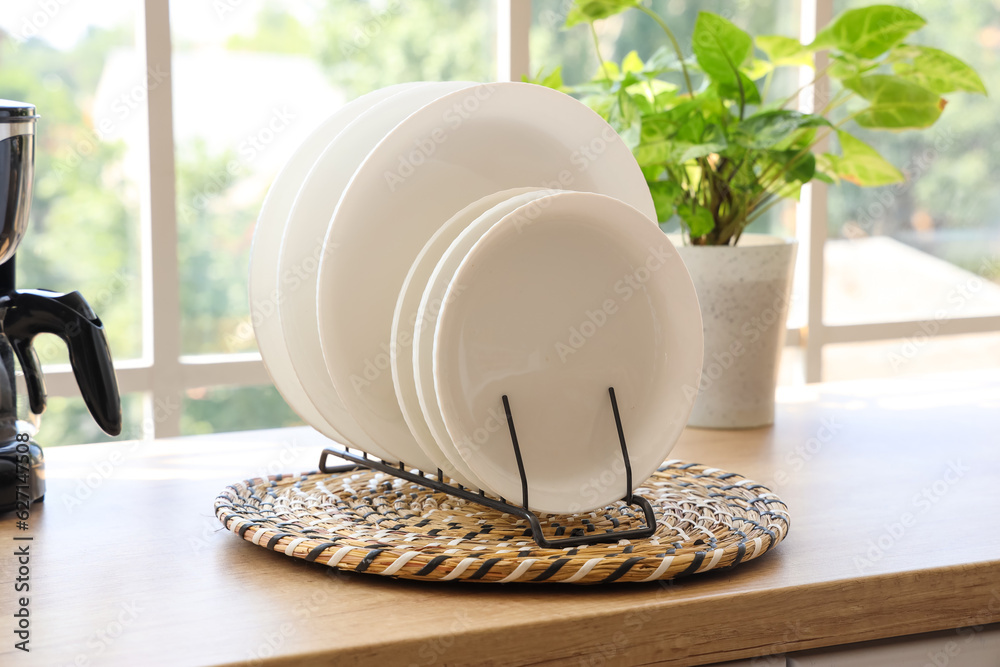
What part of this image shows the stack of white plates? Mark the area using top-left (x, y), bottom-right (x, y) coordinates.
top-left (249, 82), bottom-right (703, 514)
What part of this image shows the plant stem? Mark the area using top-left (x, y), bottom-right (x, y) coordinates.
top-left (779, 63), bottom-right (832, 110)
top-left (589, 23), bottom-right (610, 82)
top-left (744, 192), bottom-right (785, 226)
top-left (760, 110), bottom-right (861, 189)
top-left (637, 5), bottom-right (694, 96)
top-left (762, 69), bottom-right (774, 104)
top-left (821, 90), bottom-right (857, 116)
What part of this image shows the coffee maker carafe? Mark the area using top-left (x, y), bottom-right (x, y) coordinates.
top-left (0, 99), bottom-right (122, 514)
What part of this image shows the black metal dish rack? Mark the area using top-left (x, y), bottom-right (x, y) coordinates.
top-left (318, 387), bottom-right (658, 549)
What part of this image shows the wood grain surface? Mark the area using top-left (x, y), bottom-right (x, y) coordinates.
top-left (1, 371), bottom-right (998, 666)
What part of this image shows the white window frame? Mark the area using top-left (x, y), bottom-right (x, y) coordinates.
top-left (30, 0), bottom-right (1000, 438)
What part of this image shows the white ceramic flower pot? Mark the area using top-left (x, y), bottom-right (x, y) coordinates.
top-left (671, 234), bottom-right (797, 429)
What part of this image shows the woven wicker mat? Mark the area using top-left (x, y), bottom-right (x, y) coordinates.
top-left (215, 460), bottom-right (789, 584)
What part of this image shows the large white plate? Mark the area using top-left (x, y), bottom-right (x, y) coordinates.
top-left (407, 189), bottom-right (552, 488)
top-left (434, 192), bottom-right (704, 514)
top-left (317, 82), bottom-right (656, 466)
top-left (279, 81), bottom-right (472, 465)
top-left (249, 82), bottom-right (418, 439)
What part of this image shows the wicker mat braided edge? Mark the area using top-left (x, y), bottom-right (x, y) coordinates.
top-left (215, 460), bottom-right (789, 584)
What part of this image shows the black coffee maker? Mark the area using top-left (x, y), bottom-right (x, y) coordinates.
top-left (0, 99), bottom-right (122, 514)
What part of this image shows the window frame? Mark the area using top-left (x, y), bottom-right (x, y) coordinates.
top-left (30, 0), bottom-right (1000, 438)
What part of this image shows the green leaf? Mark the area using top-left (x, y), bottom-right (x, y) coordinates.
top-left (846, 74), bottom-right (944, 129)
top-left (781, 150), bottom-right (815, 183)
top-left (814, 153), bottom-right (840, 184)
top-left (621, 50), bottom-right (644, 75)
top-left (648, 180), bottom-right (684, 222)
top-left (678, 201), bottom-right (715, 238)
top-left (676, 125), bottom-right (728, 163)
top-left (633, 102), bottom-right (706, 166)
top-left (591, 59), bottom-right (621, 82)
top-left (770, 180), bottom-right (804, 201)
top-left (565, 0), bottom-right (640, 28)
top-left (811, 5), bottom-right (925, 59)
top-left (619, 116), bottom-right (642, 149)
top-left (831, 130), bottom-right (904, 186)
top-left (692, 12), bottom-right (753, 89)
top-left (891, 45), bottom-right (987, 95)
top-left (581, 93), bottom-right (614, 121)
top-left (634, 113), bottom-right (677, 166)
top-left (756, 35), bottom-right (813, 68)
top-left (742, 58), bottom-right (773, 81)
top-left (626, 79), bottom-right (679, 113)
top-left (716, 70), bottom-right (762, 105)
top-left (640, 165), bottom-right (664, 181)
top-left (737, 110), bottom-right (830, 149)
top-left (828, 53), bottom-right (878, 80)
top-left (522, 67), bottom-right (566, 92)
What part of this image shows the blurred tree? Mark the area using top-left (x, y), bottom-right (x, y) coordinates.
top-left (0, 1), bottom-right (498, 443)
top-left (827, 0), bottom-right (1000, 279)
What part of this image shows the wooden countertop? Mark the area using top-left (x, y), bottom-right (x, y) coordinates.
top-left (2, 372), bottom-right (999, 666)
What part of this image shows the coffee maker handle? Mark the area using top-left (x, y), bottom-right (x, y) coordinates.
top-left (3, 290), bottom-right (122, 436)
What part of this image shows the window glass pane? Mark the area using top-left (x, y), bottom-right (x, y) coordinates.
top-left (25, 392), bottom-right (144, 447)
top-left (170, 0), bottom-right (497, 355)
top-left (0, 2), bottom-right (144, 363)
top-left (826, 0), bottom-right (1000, 325)
top-left (823, 332), bottom-right (1000, 382)
top-left (181, 384), bottom-right (303, 436)
top-left (531, 0), bottom-right (804, 327)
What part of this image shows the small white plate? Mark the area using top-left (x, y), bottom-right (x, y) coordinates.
top-left (249, 83), bottom-right (418, 439)
top-left (317, 82), bottom-right (655, 473)
top-left (279, 81), bottom-right (472, 465)
top-left (433, 191), bottom-right (703, 514)
top-left (406, 189), bottom-right (553, 487)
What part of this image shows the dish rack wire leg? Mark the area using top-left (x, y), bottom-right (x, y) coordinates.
top-left (318, 387), bottom-right (657, 549)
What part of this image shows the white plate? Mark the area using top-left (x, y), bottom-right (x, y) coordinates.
top-left (433, 191), bottom-right (703, 514)
top-left (249, 82), bottom-right (418, 439)
top-left (406, 189), bottom-right (553, 487)
top-left (317, 82), bottom-right (656, 470)
top-left (279, 81), bottom-right (473, 465)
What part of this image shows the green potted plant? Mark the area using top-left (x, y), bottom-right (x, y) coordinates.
top-left (529, 1), bottom-right (986, 428)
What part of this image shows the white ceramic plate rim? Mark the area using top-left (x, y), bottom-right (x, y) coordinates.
top-left (249, 82), bottom-right (418, 439)
top-left (433, 191), bottom-right (704, 513)
top-left (279, 81), bottom-right (473, 465)
top-left (411, 189), bottom-right (558, 488)
top-left (390, 187), bottom-right (542, 481)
